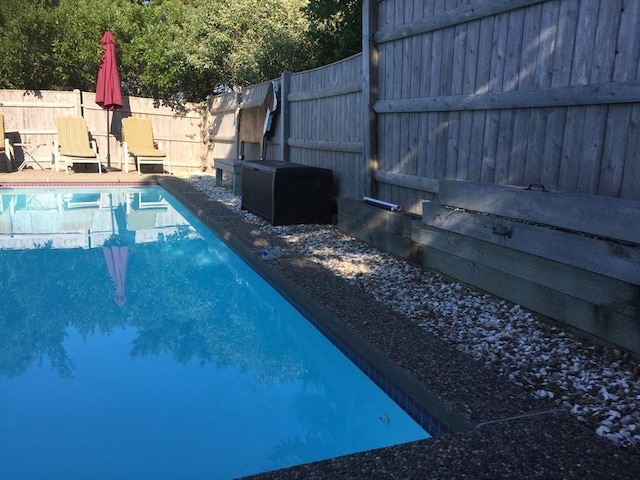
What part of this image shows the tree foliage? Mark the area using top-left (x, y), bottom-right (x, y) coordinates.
top-left (0, 0), bottom-right (363, 102)
top-left (0, 224), bottom-right (307, 384)
top-left (303, 0), bottom-right (362, 67)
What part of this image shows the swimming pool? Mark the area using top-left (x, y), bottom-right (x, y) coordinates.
top-left (0, 187), bottom-right (432, 479)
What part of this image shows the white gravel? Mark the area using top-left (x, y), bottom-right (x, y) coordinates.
top-left (186, 175), bottom-right (640, 454)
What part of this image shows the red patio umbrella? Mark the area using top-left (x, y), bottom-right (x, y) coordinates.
top-left (96, 31), bottom-right (123, 170)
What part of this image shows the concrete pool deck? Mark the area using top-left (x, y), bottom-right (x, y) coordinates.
top-left (2, 169), bottom-right (639, 479)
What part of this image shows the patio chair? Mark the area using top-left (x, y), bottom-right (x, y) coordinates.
top-left (54, 116), bottom-right (102, 174)
top-left (0, 113), bottom-right (15, 171)
top-left (120, 117), bottom-right (168, 175)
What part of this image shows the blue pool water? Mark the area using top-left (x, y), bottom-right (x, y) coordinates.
top-left (0, 187), bottom-right (430, 479)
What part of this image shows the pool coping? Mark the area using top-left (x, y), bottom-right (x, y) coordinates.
top-left (2, 174), bottom-right (639, 479)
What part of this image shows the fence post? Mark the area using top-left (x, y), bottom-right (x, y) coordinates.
top-left (73, 89), bottom-right (83, 117)
top-left (362, 0), bottom-right (379, 198)
top-left (279, 71), bottom-right (291, 163)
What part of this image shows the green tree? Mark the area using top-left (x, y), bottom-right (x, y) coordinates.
top-left (0, 0), bottom-right (362, 102)
top-left (179, 0), bottom-right (313, 90)
top-left (303, 0), bottom-right (362, 67)
top-left (0, 0), bottom-right (59, 90)
top-left (0, 0), bottom-right (142, 92)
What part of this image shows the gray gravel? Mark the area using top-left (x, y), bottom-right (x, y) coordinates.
top-left (162, 175), bottom-right (640, 479)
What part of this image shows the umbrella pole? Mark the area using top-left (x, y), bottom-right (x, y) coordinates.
top-left (107, 110), bottom-right (110, 167)
top-left (104, 110), bottom-right (119, 172)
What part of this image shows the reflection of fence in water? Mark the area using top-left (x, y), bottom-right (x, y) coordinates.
top-left (63, 193), bottom-right (104, 209)
top-left (0, 190), bottom-right (193, 250)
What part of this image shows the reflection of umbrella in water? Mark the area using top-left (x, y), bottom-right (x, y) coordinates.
top-left (103, 194), bottom-right (129, 307)
top-left (104, 241), bottom-right (128, 307)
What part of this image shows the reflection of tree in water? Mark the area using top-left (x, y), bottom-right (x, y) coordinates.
top-left (1, 225), bottom-right (351, 470)
top-left (262, 363), bottom-right (366, 470)
top-left (262, 385), bottom-right (339, 471)
top-left (0, 302), bottom-right (75, 378)
top-left (1, 233), bottom-right (309, 386)
top-left (127, 233), bottom-right (308, 385)
top-left (0, 248), bottom-right (122, 378)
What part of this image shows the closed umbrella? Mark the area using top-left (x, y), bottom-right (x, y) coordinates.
top-left (96, 31), bottom-right (123, 170)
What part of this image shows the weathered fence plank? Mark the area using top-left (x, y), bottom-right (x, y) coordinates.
top-left (374, 82), bottom-right (640, 113)
top-left (620, 105), bottom-right (640, 199)
top-left (374, 171), bottom-right (439, 194)
top-left (374, 0), bottom-right (545, 44)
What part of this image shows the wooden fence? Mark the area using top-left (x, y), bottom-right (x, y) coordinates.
top-left (205, 0), bottom-right (639, 209)
top-left (0, 89), bottom-right (203, 173)
top-left (206, 0), bottom-right (640, 356)
top-left (206, 57), bottom-right (366, 200)
top-left (369, 0), bottom-right (640, 211)
top-left (286, 58), bottom-right (366, 199)
top-left (2, 0), bottom-right (638, 204)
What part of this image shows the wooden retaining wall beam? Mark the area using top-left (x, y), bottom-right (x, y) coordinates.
top-left (208, 135), bottom-right (235, 144)
top-left (337, 197), bottom-right (422, 264)
top-left (423, 202), bottom-right (640, 286)
top-left (412, 222), bottom-right (640, 357)
top-left (337, 197), bottom-right (640, 357)
top-left (436, 180), bottom-right (640, 245)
